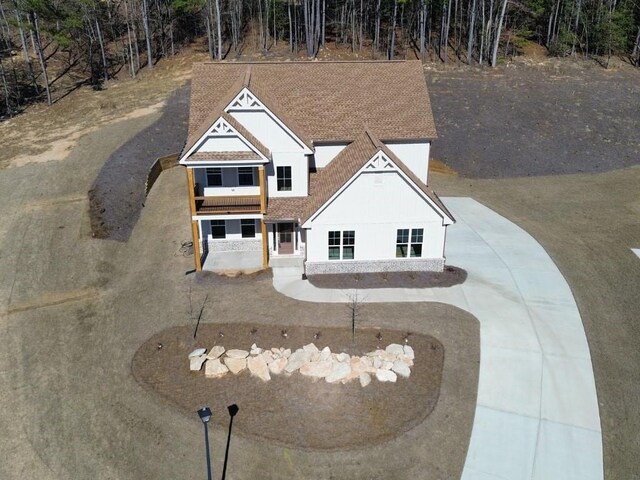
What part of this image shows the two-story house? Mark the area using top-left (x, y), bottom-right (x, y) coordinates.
top-left (179, 61), bottom-right (454, 275)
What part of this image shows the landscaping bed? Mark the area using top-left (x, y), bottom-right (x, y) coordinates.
top-left (133, 323), bottom-right (444, 451)
top-left (307, 266), bottom-right (466, 289)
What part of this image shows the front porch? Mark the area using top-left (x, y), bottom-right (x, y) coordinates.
top-left (202, 250), bottom-right (263, 273)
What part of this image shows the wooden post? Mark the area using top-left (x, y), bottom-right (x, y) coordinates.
top-left (261, 220), bottom-right (268, 268)
top-left (192, 221), bottom-right (202, 271)
top-left (186, 167), bottom-right (197, 215)
top-left (258, 165), bottom-right (266, 213)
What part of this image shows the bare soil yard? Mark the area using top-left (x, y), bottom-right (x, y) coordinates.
top-left (308, 266), bottom-right (466, 289)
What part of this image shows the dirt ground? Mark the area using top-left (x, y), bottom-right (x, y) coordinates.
top-left (0, 54), bottom-right (638, 480)
top-left (133, 323), bottom-right (444, 451)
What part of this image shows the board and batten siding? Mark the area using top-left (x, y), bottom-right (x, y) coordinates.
top-left (305, 170), bottom-right (446, 263)
top-left (384, 141), bottom-right (431, 184)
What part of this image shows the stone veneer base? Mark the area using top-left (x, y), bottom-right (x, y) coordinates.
top-left (205, 239), bottom-right (262, 252)
top-left (305, 258), bottom-right (445, 275)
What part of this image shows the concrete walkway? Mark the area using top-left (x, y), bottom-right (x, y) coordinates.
top-left (272, 197), bottom-right (602, 480)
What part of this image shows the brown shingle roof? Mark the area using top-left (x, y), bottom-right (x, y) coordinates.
top-left (264, 130), bottom-right (454, 224)
top-left (186, 151), bottom-right (262, 162)
top-left (187, 61), bottom-right (437, 145)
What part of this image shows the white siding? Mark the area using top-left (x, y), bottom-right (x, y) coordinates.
top-left (198, 136), bottom-right (252, 152)
top-left (231, 111), bottom-right (305, 153)
top-left (267, 152), bottom-right (308, 197)
top-left (312, 144), bottom-right (348, 169)
top-left (305, 170), bottom-right (446, 262)
top-left (384, 141), bottom-right (431, 184)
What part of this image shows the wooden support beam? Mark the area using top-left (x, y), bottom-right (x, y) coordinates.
top-left (259, 165), bottom-right (266, 214)
top-left (186, 167), bottom-right (197, 215)
top-left (261, 220), bottom-right (268, 268)
top-left (191, 220), bottom-right (202, 272)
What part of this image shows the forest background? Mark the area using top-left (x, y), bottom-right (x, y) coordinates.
top-left (0, 0), bottom-right (639, 118)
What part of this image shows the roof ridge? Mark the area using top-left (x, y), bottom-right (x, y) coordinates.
top-left (243, 65), bottom-right (252, 88)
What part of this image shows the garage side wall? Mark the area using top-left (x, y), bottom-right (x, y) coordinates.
top-left (305, 170), bottom-right (447, 274)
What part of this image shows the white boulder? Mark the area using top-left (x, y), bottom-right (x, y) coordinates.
top-left (268, 357), bottom-right (288, 375)
top-left (326, 362), bottom-right (351, 383)
top-left (300, 359), bottom-right (334, 378)
top-left (403, 345), bottom-right (415, 359)
top-left (226, 349), bottom-right (249, 359)
top-left (285, 349), bottom-right (311, 373)
top-left (376, 369), bottom-right (397, 383)
top-left (303, 343), bottom-right (319, 354)
top-left (190, 354), bottom-right (207, 371)
top-left (359, 372), bottom-right (371, 387)
top-left (205, 359), bottom-right (228, 378)
top-left (224, 357), bottom-right (247, 374)
top-left (189, 348), bottom-right (207, 358)
top-left (206, 346), bottom-right (225, 360)
top-left (247, 355), bottom-right (270, 381)
top-left (386, 343), bottom-right (405, 356)
top-left (392, 360), bottom-right (411, 378)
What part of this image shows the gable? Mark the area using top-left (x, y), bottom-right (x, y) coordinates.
top-left (225, 87), bottom-right (313, 154)
top-left (303, 149), bottom-right (453, 227)
top-left (179, 116), bottom-right (269, 165)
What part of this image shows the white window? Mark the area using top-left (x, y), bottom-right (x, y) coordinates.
top-left (328, 230), bottom-right (355, 260)
top-left (277, 166), bottom-right (292, 191)
top-left (396, 228), bottom-right (423, 258)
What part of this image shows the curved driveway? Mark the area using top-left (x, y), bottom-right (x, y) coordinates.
top-left (272, 197), bottom-right (602, 480)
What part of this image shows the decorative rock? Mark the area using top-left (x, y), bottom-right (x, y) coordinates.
top-left (398, 355), bottom-right (414, 367)
top-left (247, 355), bottom-right (270, 381)
top-left (205, 359), bottom-right (228, 378)
top-left (359, 372), bottom-right (371, 387)
top-left (260, 351), bottom-right (274, 365)
top-left (381, 360), bottom-right (394, 370)
top-left (326, 362), bottom-right (351, 383)
top-left (271, 347), bottom-right (281, 354)
top-left (281, 348), bottom-right (292, 358)
top-left (189, 348), bottom-right (207, 358)
top-left (250, 343), bottom-right (263, 355)
top-left (376, 369), bottom-right (397, 383)
top-left (224, 357), bottom-right (247, 374)
top-left (285, 349), bottom-right (311, 373)
top-left (378, 351), bottom-right (398, 362)
top-left (206, 346), bottom-right (225, 360)
top-left (269, 357), bottom-right (288, 375)
top-left (367, 349), bottom-right (386, 357)
top-left (320, 346), bottom-right (331, 360)
top-left (336, 352), bottom-right (350, 362)
top-left (373, 357), bottom-right (382, 369)
top-left (226, 349), bottom-right (249, 359)
top-left (303, 343), bottom-right (319, 354)
top-left (403, 345), bottom-right (415, 359)
top-left (190, 354), bottom-right (207, 371)
top-left (300, 359), bottom-right (334, 378)
top-left (392, 360), bottom-right (411, 378)
top-left (386, 343), bottom-right (405, 356)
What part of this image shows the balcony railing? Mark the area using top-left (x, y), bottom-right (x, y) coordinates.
top-left (194, 195), bottom-right (262, 215)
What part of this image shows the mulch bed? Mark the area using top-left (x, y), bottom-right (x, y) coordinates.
top-left (307, 266), bottom-right (466, 289)
top-left (132, 323), bottom-right (444, 451)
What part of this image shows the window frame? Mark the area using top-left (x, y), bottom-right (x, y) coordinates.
top-left (211, 220), bottom-right (226, 239)
top-left (396, 228), bottom-right (424, 258)
top-left (206, 167), bottom-right (223, 187)
top-left (237, 167), bottom-right (254, 187)
top-left (240, 219), bottom-right (256, 238)
top-left (276, 166), bottom-right (292, 191)
top-left (328, 230), bottom-right (355, 260)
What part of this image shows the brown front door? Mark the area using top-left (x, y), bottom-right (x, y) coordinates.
top-left (278, 223), bottom-right (294, 254)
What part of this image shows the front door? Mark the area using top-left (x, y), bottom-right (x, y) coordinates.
top-left (278, 223), bottom-right (294, 254)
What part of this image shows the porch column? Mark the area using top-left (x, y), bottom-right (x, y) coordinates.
top-left (259, 166), bottom-right (266, 213)
top-left (261, 220), bottom-right (268, 268)
top-left (186, 167), bottom-right (197, 215)
top-left (191, 220), bottom-right (202, 271)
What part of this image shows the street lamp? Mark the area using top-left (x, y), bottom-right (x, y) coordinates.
top-left (197, 407), bottom-right (213, 480)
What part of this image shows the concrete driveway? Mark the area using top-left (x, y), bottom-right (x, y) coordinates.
top-left (272, 197), bottom-right (602, 480)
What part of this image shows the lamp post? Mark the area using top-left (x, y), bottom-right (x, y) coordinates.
top-left (197, 407), bottom-right (213, 480)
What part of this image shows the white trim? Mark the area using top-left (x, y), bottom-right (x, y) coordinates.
top-left (302, 150), bottom-right (454, 228)
top-left (194, 214), bottom-right (263, 221)
top-left (179, 116), bottom-right (270, 164)
top-left (182, 159), bottom-right (267, 167)
top-left (225, 87), bottom-right (313, 154)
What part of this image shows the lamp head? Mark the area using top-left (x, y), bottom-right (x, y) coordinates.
top-left (227, 404), bottom-right (239, 417)
top-left (197, 407), bottom-right (212, 424)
